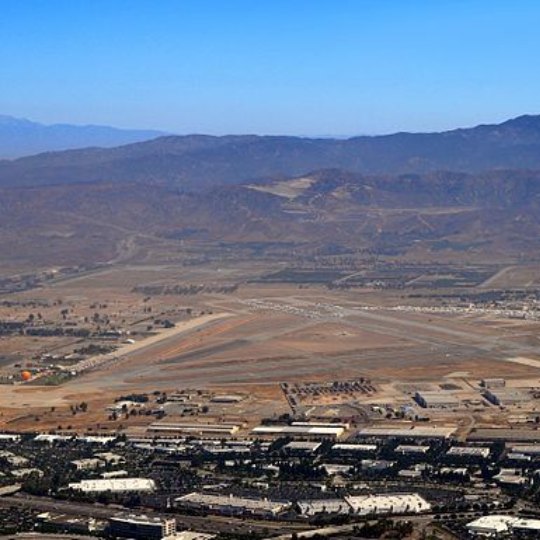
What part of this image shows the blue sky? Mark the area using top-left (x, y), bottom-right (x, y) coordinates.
top-left (1, 0), bottom-right (539, 135)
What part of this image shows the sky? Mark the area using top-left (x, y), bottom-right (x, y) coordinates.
top-left (1, 0), bottom-right (539, 136)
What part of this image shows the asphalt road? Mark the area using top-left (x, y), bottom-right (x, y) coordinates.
top-left (0, 494), bottom-right (308, 536)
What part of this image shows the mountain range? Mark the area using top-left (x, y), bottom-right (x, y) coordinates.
top-left (1, 114), bottom-right (540, 273)
top-left (2, 114), bottom-right (540, 189)
top-left (0, 115), bottom-right (165, 159)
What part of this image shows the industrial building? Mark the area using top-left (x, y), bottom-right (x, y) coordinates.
top-left (483, 388), bottom-right (529, 407)
top-left (109, 514), bottom-right (176, 539)
top-left (68, 478), bottom-right (156, 493)
top-left (210, 394), bottom-right (244, 403)
top-left (414, 391), bottom-right (460, 409)
top-left (468, 428), bottom-right (540, 442)
top-left (480, 378), bottom-right (506, 389)
top-left (175, 492), bottom-right (290, 518)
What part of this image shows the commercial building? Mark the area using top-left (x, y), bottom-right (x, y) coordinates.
top-left (175, 492), bottom-right (290, 518)
top-left (394, 445), bottom-right (430, 455)
top-left (109, 514), bottom-right (176, 539)
top-left (148, 422), bottom-right (240, 437)
top-left (398, 469), bottom-right (422, 479)
top-left (493, 469), bottom-right (528, 486)
top-left (414, 391), bottom-right (460, 409)
top-left (322, 463), bottom-right (353, 476)
top-left (345, 493), bottom-right (431, 515)
top-left (34, 434), bottom-right (115, 444)
top-left (11, 468), bottom-right (43, 478)
top-left (252, 425), bottom-right (345, 440)
top-left (297, 499), bottom-right (350, 516)
top-left (356, 426), bottom-right (455, 439)
top-left (0, 434), bottom-right (20, 442)
top-left (332, 443), bottom-right (377, 453)
top-left (467, 515), bottom-right (540, 536)
top-left (37, 512), bottom-right (101, 535)
top-left (508, 444), bottom-right (540, 455)
top-left (95, 452), bottom-right (125, 465)
top-left (68, 478), bottom-right (156, 493)
top-left (446, 446), bottom-right (491, 459)
top-left (71, 458), bottom-right (102, 471)
top-left (283, 441), bottom-right (321, 453)
top-left (361, 459), bottom-right (395, 471)
top-left (291, 421), bottom-right (350, 429)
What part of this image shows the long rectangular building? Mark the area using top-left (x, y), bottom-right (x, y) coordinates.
top-left (252, 425), bottom-right (345, 440)
top-left (356, 426), bottom-right (455, 439)
top-left (468, 428), bottom-right (540, 442)
top-left (109, 515), bottom-right (176, 539)
top-left (148, 422), bottom-right (240, 436)
top-left (176, 492), bottom-right (290, 518)
top-left (68, 478), bottom-right (156, 493)
top-left (345, 493), bottom-right (431, 515)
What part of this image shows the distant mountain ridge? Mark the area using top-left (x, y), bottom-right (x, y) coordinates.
top-left (1, 114), bottom-right (540, 188)
top-left (0, 115), bottom-right (166, 158)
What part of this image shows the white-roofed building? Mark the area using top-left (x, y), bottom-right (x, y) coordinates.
top-left (175, 492), bottom-right (290, 518)
top-left (252, 425), bottom-right (344, 440)
top-left (356, 426), bottom-right (455, 439)
top-left (297, 499), bottom-right (350, 516)
top-left (283, 441), bottom-right (321, 453)
top-left (332, 443), bottom-right (377, 453)
top-left (68, 478), bottom-right (156, 493)
top-left (0, 434), bottom-right (21, 442)
top-left (395, 445), bottom-right (430, 454)
top-left (345, 493), bottom-right (431, 515)
top-left (322, 463), bottom-right (353, 476)
top-left (467, 515), bottom-right (540, 536)
top-left (447, 446), bottom-right (491, 459)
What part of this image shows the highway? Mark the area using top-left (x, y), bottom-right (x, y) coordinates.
top-left (0, 494), bottom-right (308, 536)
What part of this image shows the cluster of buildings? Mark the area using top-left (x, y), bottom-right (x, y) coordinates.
top-left (467, 514), bottom-right (540, 537)
top-left (411, 377), bottom-right (538, 411)
top-left (37, 512), bottom-right (215, 540)
top-left (175, 491), bottom-right (432, 519)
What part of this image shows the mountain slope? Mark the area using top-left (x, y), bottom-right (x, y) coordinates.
top-left (2, 115), bottom-right (540, 188)
top-left (1, 168), bottom-right (539, 271)
top-left (0, 115), bottom-right (166, 158)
